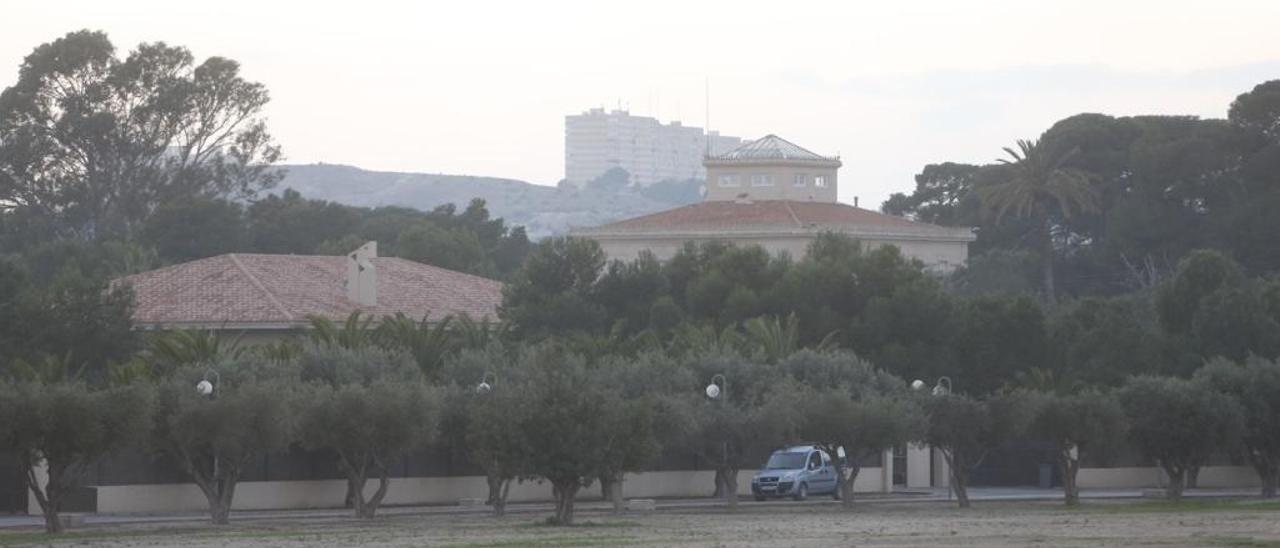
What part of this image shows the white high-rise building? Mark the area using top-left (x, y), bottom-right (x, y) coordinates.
top-left (564, 108), bottom-right (742, 187)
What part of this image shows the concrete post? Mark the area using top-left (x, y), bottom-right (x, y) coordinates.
top-left (881, 448), bottom-right (894, 493)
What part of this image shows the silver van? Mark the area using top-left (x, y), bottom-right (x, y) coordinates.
top-left (750, 445), bottom-right (840, 501)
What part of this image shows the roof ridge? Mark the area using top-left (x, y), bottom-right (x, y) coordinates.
top-left (227, 253), bottom-right (294, 321)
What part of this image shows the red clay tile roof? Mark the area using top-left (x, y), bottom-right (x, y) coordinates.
top-left (116, 254), bottom-right (502, 328)
top-left (581, 200), bottom-right (972, 239)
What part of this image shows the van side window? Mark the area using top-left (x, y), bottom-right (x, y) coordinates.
top-left (808, 452), bottom-right (821, 470)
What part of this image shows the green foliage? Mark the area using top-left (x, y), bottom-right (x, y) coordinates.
top-left (1158, 250), bottom-right (1244, 336)
top-left (1195, 357), bottom-right (1280, 497)
top-left (0, 30), bottom-right (281, 239)
top-left (585, 167), bottom-right (631, 192)
top-left (1030, 390), bottom-right (1127, 504)
top-left (298, 378), bottom-right (441, 518)
top-left (501, 236), bottom-right (608, 338)
top-left (794, 387), bottom-right (924, 506)
top-left (140, 197), bottom-right (248, 263)
top-left (0, 380), bottom-right (153, 533)
top-left (297, 344), bottom-right (418, 386)
top-left (151, 357), bottom-right (299, 524)
top-left (1118, 376), bottom-right (1244, 500)
top-left (888, 81), bottom-right (1280, 297)
top-left (0, 256), bottom-right (138, 381)
top-left (513, 347), bottom-right (655, 525)
top-left (920, 392), bottom-right (1036, 507)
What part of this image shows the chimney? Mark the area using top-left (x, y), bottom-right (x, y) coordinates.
top-left (345, 241), bottom-right (378, 307)
top-left (854, 196), bottom-right (860, 208)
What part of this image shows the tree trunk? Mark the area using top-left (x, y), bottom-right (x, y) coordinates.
top-left (1041, 218), bottom-right (1057, 305)
top-left (946, 453), bottom-right (971, 508)
top-left (1247, 453), bottom-right (1278, 499)
top-left (207, 491), bottom-right (231, 525)
top-left (1262, 470), bottom-right (1279, 499)
top-left (721, 467), bottom-right (739, 508)
top-left (1162, 464), bottom-right (1186, 502)
top-left (493, 478), bottom-right (512, 517)
top-left (1186, 464), bottom-right (1200, 489)
top-left (839, 463), bottom-right (861, 509)
top-left (1059, 449), bottom-right (1080, 507)
top-left (25, 460), bottom-right (63, 534)
top-left (193, 462), bottom-right (239, 525)
top-left (486, 472), bottom-right (503, 505)
top-left (601, 475), bottom-right (624, 513)
top-left (550, 481), bottom-right (580, 525)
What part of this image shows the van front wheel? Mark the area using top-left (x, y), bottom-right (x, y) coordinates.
top-left (792, 483), bottom-right (808, 501)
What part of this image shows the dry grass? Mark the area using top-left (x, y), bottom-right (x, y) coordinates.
top-left (1, 499), bottom-right (1278, 547)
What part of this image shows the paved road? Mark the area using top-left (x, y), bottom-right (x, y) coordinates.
top-left (0, 486), bottom-right (1263, 530)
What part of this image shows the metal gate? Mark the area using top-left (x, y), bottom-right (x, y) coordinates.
top-left (0, 452), bottom-right (25, 513)
top-left (970, 441), bottom-right (1058, 487)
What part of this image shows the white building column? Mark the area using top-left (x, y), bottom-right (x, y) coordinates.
top-left (932, 447), bottom-right (951, 488)
top-left (905, 444), bottom-right (933, 489)
top-left (881, 449), bottom-right (894, 493)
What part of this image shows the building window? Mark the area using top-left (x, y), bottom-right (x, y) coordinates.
top-left (814, 175), bottom-right (828, 188)
top-left (793, 174), bottom-right (808, 187)
top-left (750, 173), bottom-right (774, 187)
top-left (718, 174), bottom-right (740, 187)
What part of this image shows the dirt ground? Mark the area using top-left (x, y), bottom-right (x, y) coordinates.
top-left (2, 499), bottom-right (1279, 547)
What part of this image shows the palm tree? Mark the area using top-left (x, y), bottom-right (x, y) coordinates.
top-left (978, 139), bottom-right (1098, 303)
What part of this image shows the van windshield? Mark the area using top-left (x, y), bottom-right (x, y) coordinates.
top-left (764, 452), bottom-right (807, 470)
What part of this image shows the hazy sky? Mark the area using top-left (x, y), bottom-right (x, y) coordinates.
top-left (3, 0), bottom-right (1278, 207)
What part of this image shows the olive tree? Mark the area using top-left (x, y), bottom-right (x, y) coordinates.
top-left (464, 381), bottom-right (527, 516)
top-left (668, 351), bottom-right (795, 507)
top-left (796, 389), bottom-right (924, 507)
top-left (515, 348), bottom-right (654, 525)
top-left (0, 380), bottom-right (152, 533)
top-left (783, 351), bottom-right (922, 507)
top-left (1029, 390), bottom-right (1127, 505)
top-left (440, 344), bottom-right (525, 516)
top-left (920, 392), bottom-right (1035, 508)
top-left (1118, 376), bottom-right (1243, 501)
top-left (592, 351), bottom-right (686, 511)
top-left (1195, 357), bottom-right (1280, 498)
top-left (151, 358), bottom-right (298, 524)
top-left (298, 380), bottom-right (441, 518)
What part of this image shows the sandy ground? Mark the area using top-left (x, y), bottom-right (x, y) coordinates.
top-left (2, 500), bottom-right (1278, 547)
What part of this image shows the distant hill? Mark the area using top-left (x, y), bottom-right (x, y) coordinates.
top-left (276, 164), bottom-right (700, 239)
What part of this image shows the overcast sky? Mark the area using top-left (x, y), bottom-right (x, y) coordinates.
top-left (3, 0), bottom-right (1278, 207)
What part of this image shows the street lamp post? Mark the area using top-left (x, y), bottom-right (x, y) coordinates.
top-left (705, 374), bottom-right (732, 505)
top-left (912, 376), bottom-right (955, 501)
top-left (196, 368), bottom-right (221, 480)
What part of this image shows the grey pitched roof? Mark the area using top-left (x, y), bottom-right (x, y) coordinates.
top-left (713, 134), bottom-right (835, 161)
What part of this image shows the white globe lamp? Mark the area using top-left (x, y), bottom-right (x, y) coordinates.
top-left (196, 380), bottom-right (214, 396)
top-left (705, 383), bottom-right (721, 400)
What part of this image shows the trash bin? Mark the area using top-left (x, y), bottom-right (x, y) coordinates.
top-left (1038, 463), bottom-right (1053, 489)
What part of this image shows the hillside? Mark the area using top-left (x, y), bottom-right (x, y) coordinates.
top-left (276, 164), bottom-right (697, 239)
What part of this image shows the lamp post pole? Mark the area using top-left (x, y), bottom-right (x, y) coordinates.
top-left (706, 374), bottom-right (730, 505)
top-left (197, 369), bottom-right (221, 481)
top-left (913, 376), bottom-right (955, 501)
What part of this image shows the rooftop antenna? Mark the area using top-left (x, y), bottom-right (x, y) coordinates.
top-left (705, 76), bottom-right (711, 157)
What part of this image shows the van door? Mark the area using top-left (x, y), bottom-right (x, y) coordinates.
top-left (807, 451), bottom-right (833, 493)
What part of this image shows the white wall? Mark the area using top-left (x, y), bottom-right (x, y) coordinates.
top-left (65, 468), bottom-right (888, 514)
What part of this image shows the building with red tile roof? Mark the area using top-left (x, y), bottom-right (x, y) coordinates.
top-left (116, 242), bottom-right (502, 331)
top-left (572, 135), bottom-right (976, 270)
